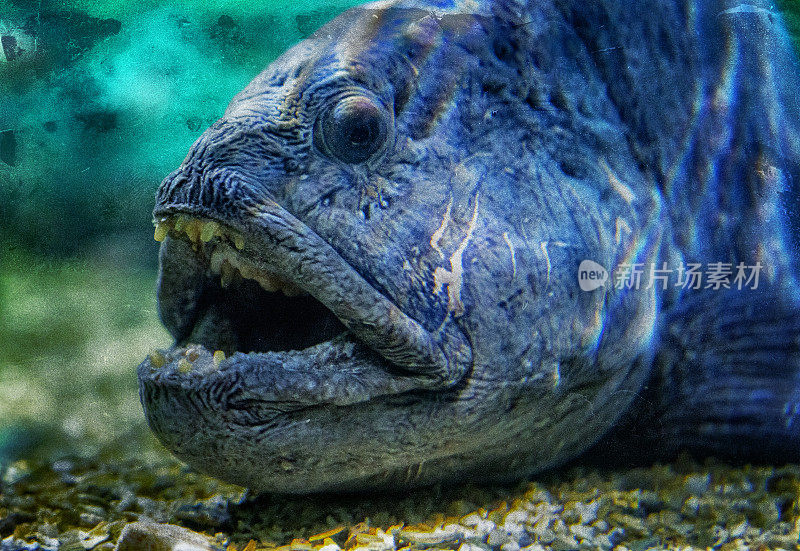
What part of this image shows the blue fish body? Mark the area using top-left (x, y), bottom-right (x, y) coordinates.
top-left (138, 0), bottom-right (800, 492)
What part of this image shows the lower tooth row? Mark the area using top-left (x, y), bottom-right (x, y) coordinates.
top-left (147, 348), bottom-right (226, 372)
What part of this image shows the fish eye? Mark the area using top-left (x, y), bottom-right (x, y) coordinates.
top-left (315, 93), bottom-right (391, 164)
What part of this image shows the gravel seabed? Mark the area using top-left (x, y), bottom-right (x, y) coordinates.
top-left (2, 453), bottom-right (799, 551)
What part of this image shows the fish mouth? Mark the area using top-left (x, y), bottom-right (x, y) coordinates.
top-left (152, 214), bottom-right (348, 358)
top-left (139, 200), bottom-right (472, 413)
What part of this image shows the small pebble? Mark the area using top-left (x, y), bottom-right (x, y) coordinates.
top-left (569, 523), bottom-right (594, 542)
top-left (684, 474), bottom-right (711, 496)
top-left (486, 529), bottom-right (509, 546)
top-left (114, 521), bottom-right (219, 551)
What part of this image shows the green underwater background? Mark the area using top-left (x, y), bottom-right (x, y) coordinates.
top-left (2, 0), bottom-right (800, 549)
top-left (1, 0), bottom-right (373, 465)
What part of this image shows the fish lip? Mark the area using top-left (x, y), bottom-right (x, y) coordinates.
top-left (137, 335), bottom-right (420, 414)
top-left (136, 335), bottom-right (434, 491)
top-left (149, 198), bottom-right (472, 391)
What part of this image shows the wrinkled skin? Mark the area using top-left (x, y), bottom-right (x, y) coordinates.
top-left (138, 0), bottom-right (800, 493)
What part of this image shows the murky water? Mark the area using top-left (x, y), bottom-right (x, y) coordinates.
top-left (2, 0), bottom-right (800, 549)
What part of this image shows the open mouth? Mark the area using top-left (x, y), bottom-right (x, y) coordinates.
top-left (152, 214), bottom-right (348, 358)
top-left (140, 201), bottom-right (471, 408)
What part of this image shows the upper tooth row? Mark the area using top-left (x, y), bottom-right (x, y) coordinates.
top-left (209, 246), bottom-right (305, 296)
top-left (154, 215), bottom-right (305, 296)
top-left (154, 215), bottom-right (244, 250)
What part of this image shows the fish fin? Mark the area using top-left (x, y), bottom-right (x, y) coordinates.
top-left (598, 285), bottom-right (800, 462)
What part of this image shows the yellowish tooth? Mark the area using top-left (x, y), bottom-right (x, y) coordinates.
top-left (154, 223), bottom-right (168, 242)
top-left (200, 221), bottom-right (218, 242)
top-left (186, 219), bottom-right (203, 243)
top-left (239, 264), bottom-right (258, 281)
top-left (210, 249), bottom-right (225, 274)
top-left (213, 350), bottom-right (226, 366)
top-left (225, 252), bottom-right (241, 271)
top-left (174, 216), bottom-right (186, 233)
top-left (233, 234), bottom-right (245, 250)
top-left (178, 358), bottom-right (193, 373)
top-left (281, 283), bottom-right (304, 297)
top-left (149, 350), bottom-right (166, 368)
top-left (220, 262), bottom-right (236, 288)
top-left (257, 277), bottom-right (279, 292)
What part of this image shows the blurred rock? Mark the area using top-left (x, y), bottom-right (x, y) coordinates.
top-left (114, 521), bottom-right (221, 551)
top-left (75, 110), bottom-right (119, 133)
top-left (0, 23), bottom-right (35, 65)
top-left (21, 10), bottom-right (121, 71)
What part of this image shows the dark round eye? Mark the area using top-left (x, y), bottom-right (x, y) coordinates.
top-left (315, 94), bottom-right (391, 164)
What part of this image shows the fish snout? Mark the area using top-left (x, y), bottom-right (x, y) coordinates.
top-left (154, 163), bottom-right (273, 222)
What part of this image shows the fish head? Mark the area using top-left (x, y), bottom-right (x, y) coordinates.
top-left (139, 0), bottom-right (659, 492)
